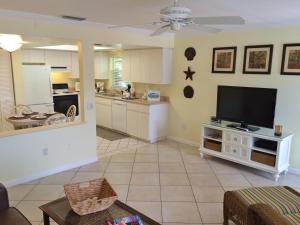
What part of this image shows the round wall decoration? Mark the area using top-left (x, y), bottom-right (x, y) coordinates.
top-left (183, 85), bottom-right (194, 98)
top-left (184, 47), bottom-right (196, 61)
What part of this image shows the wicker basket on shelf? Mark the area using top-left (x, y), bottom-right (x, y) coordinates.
top-left (64, 178), bottom-right (118, 216)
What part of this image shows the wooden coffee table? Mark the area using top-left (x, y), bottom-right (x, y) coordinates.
top-left (39, 197), bottom-right (161, 225)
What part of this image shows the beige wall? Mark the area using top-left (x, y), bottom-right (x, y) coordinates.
top-left (168, 26), bottom-right (300, 170)
top-left (0, 14), bottom-right (173, 185)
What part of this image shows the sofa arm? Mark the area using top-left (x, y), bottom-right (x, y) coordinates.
top-left (0, 183), bottom-right (9, 211)
top-left (248, 204), bottom-right (291, 225)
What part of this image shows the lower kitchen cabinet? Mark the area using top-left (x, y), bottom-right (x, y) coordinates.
top-left (95, 97), bottom-right (112, 129)
top-left (126, 110), bottom-right (150, 140)
top-left (139, 113), bottom-right (150, 140)
top-left (111, 100), bottom-right (127, 133)
top-left (95, 97), bottom-right (168, 143)
top-left (126, 103), bottom-right (168, 143)
top-left (126, 110), bottom-right (139, 137)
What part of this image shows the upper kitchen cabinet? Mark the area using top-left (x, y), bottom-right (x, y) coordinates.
top-left (94, 51), bottom-right (109, 79)
top-left (122, 48), bottom-right (173, 84)
top-left (45, 50), bottom-right (72, 71)
top-left (122, 50), bottom-right (131, 81)
top-left (22, 49), bottom-right (45, 64)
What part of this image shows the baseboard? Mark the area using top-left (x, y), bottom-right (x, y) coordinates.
top-left (289, 167), bottom-right (300, 176)
top-left (4, 156), bottom-right (98, 188)
top-left (167, 136), bottom-right (199, 147)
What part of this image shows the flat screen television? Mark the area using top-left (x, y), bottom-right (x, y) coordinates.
top-left (216, 86), bottom-right (277, 130)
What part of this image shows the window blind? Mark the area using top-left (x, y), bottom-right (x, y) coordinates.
top-left (111, 56), bottom-right (130, 89)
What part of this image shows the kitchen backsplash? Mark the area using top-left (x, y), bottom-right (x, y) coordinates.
top-left (133, 83), bottom-right (169, 96)
top-left (100, 81), bottom-right (169, 96)
top-left (51, 72), bottom-right (78, 88)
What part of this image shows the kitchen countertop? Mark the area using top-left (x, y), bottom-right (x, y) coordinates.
top-left (53, 92), bottom-right (80, 96)
top-left (95, 94), bottom-right (169, 105)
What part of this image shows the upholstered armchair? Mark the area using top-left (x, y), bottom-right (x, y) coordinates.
top-left (0, 183), bottom-right (32, 225)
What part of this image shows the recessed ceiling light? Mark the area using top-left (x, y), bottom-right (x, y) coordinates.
top-left (61, 15), bottom-right (86, 21)
top-left (34, 45), bottom-right (114, 51)
top-left (35, 45), bottom-right (78, 51)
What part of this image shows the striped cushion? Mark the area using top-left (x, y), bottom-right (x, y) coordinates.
top-left (284, 213), bottom-right (300, 225)
top-left (236, 186), bottom-right (300, 215)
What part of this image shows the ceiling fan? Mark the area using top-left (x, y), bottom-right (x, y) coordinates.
top-left (110, 0), bottom-right (245, 36)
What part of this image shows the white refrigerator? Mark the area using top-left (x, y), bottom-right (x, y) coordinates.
top-left (17, 65), bottom-right (53, 112)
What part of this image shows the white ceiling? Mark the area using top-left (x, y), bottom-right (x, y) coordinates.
top-left (1, 0), bottom-right (300, 34)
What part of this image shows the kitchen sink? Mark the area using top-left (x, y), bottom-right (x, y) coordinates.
top-left (97, 93), bottom-right (140, 100)
top-left (121, 97), bottom-right (140, 100)
top-left (98, 93), bottom-right (121, 97)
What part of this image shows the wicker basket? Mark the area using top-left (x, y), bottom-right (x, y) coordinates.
top-left (64, 178), bottom-right (118, 215)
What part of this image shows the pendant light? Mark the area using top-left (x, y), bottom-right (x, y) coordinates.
top-left (0, 34), bottom-right (23, 52)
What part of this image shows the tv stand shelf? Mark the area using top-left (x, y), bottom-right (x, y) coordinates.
top-left (200, 122), bottom-right (293, 181)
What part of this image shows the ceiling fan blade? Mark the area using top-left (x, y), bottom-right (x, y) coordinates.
top-left (150, 24), bottom-right (170, 36)
top-left (187, 24), bottom-right (222, 33)
top-left (109, 22), bottom-right (162, 29)
top-left (193, 16), bottom-right (245, 25)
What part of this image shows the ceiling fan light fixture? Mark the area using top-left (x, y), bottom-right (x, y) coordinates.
top-left (160, 6), bottom-right (192, 19)
top-left (110, 0), bottom-right (245, 36)
top-left (0, 34), bottom-right (23, 52)
top-left (171, 22), bottom-right (181, 31)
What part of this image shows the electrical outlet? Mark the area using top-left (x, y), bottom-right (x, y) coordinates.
top-left (42, 148), bottom-right (48, 156)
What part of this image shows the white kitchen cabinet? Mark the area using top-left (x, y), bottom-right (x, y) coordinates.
top-left (122, 51), bottom-right (131, 81)
top-left (71, 52), bottom-right (80, 78)
top-left (95, 96), bottom-right (168, 143)
top-left (147, 49), bottom-right (163, 84)
top-left (122, 48), bottom-right (173, 84)
top-left (130, 50), bottom-right (143, 83)
top-left (45, 50), bottom-right (72, 71)
top-left (111, 100), bottom-right (127, 133)
top-left (126, 103), bottom-right (168, 143)
top-left (127, 108), bottom-right (149, 140)
top-left (139, 113), bottom-right (150, 140)
top-left (22, 49), bottom-right (45, 63)
top-left (94, 51), bottom-right (109, 79)
top-left (95, 97), bottom-right (112, 129)
top-left (126, 110), bottom-right (139, 137)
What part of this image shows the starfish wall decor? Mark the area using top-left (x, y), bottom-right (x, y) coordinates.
top-left (184, 66), bottom-right (195, 81)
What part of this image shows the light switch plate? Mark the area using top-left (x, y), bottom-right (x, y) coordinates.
top-left (87, 102), bottom-right (94, 110)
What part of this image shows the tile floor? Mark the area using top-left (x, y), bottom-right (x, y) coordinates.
top-left (96, 126), bottom-right (128, 141)
top-left (7, 136), bottom-right (300, 225)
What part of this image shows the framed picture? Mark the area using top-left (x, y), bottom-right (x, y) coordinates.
top-left (281, 43), bottom-right (300, 75)
top-left (243, 45), bottom-right (273, 74)
top-left (212, 47), bottom-right (237, 73)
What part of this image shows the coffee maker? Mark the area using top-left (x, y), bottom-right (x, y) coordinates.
top-left (95, 82), bottom-right (105, 93)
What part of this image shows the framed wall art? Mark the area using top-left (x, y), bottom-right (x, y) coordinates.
top-left (212, 47), bottom-right (237, 73)
top-left (243, 44), bottom-right (273, 74)
top-left (281, 43), bottom-right (300, 75)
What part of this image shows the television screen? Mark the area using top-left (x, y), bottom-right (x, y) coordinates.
top-left (217, 86), bottom-right (277, 128)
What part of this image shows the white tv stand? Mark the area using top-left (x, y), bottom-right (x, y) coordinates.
top-left (200, 122), bottom-right (293, 181)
